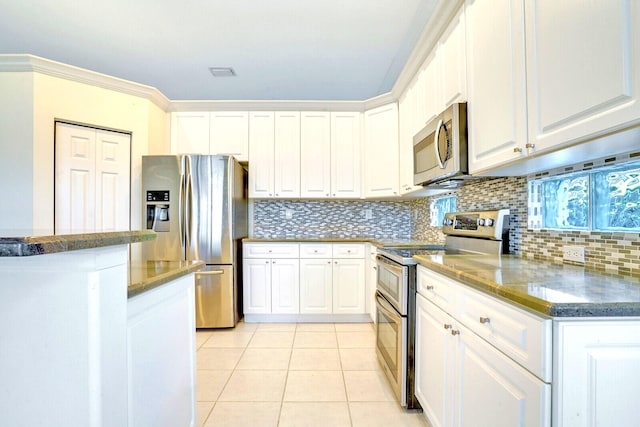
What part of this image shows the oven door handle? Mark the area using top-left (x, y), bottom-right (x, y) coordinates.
top-left (376, 292), bottom-right (403, 323)
top-left (376, 255), bottom-right (404, 275)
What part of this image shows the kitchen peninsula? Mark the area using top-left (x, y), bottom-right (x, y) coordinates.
top-left (0, 230), bottom-right (203, 427)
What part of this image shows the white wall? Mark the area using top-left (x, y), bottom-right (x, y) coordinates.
top-left (0, 73), bottom-right (35, 233)
top-left (5, 72), bottom-right (171, 234)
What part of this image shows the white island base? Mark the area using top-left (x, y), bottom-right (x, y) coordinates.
top-left (0, 243), bottom-right (197, 427)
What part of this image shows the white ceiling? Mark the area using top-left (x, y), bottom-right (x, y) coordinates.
top-left (0, 0), bottom-right (439, 101)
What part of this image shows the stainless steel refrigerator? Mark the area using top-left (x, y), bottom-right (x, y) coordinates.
top-left (141, 155), bottom-right (247, 328)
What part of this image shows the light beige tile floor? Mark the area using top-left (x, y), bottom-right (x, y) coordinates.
top-left (196, 321), bottom-right (427, 427)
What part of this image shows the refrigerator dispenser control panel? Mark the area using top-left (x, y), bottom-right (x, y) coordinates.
top-left (146, 191), bottom-right (170, 202)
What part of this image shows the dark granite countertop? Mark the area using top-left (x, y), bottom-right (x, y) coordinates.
top-left (414, 254), bottom-right (640, 318)
top-left (0, 230), bottom-right (157, 256)
top-left (128, 260), bottom-right (205, 298)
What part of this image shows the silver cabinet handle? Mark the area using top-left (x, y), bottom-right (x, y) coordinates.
top-left (479, 317), bottom-right (491, 324)
top-left (426, 285), bottom-right (434, 290)
top-left (525, 143), bottom-right (535, 149)
top-left (443, 324), bottom-right (452, 330)
top-left (451, 330), bottom-right (460, 336)
top-left (513, 147), bottom-right (523, 153)
top-left (195, 270), bottom-right (224, 276)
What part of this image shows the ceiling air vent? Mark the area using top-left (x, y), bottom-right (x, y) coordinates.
top-left (209, 67), bottom-right (236, 77)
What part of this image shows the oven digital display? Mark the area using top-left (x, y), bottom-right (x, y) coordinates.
top-left (454, 214), bottom-right (478, 231)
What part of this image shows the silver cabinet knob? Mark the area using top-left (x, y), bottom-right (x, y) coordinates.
top-left (426, 285), bottom-right (434, 290)
top-left (451, 330), bottom-right (460, 336)
top-left (525, 143), bottom-right (536, 149)
top-left (443, 324), bottom-right (452, 330)
top-left (480, 317), bottom-right (491, 324)
top-left (513, 147), bottom-right (523, 153)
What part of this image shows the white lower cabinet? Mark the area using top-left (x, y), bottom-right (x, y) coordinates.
top-left (244, 242), bottom-right (367, 320)
top-left (415, 266), bottom-right (551, 427)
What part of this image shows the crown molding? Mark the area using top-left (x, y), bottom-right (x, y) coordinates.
top-left (169, 99), bottom-right (369, 112)
top-left (391, 0), bottom-right (464, 99)
top-left (0, 54), bottom-right (171, 110)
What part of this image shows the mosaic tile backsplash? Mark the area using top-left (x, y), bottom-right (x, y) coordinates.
top-left (251, 176), bottom-right (639, 276)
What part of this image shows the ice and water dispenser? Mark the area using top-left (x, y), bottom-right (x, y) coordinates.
top-left (146, 190), bottom-right (171, 232)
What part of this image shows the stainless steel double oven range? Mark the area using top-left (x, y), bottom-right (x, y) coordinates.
top-left (375, 209), bottom-right (511, 409)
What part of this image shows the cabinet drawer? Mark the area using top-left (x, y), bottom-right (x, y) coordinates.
top-left (332, 243), bottom-right (365, 258)
top-left (457, 286), bottom-right (552, 382)
top-left (416, 266), bottom-right (457, 315)
top-left (300, 243), bottom-right (332, 258)
top-left (243, 243), bottom-right (299, 258)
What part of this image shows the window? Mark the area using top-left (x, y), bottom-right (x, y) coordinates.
top-left (430, 195), bottom-right (457, 226)
top-left (528, 161), bottom-right (640, 232)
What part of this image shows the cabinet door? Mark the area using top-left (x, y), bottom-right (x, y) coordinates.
top-left (554, 321), bottom-right (640, 427)
top-left (439, 5), bottom-right (467, 109)
top-left (363, 103), bottom-right (400, 198)
top-left (299, 259), bottom-right (333, 314)
top-left (525, 0), bottom-right (640, 154)
top-left (415, 294), bottom-right (454, 427)
top-left (274, 112), bottom-right (301, 198)
top-left (466, 0), bottom-right (528, 174)
top-left (422, 51), bottom-right (440, 127)
top-left (457, 322), bottom-right (550, 427)
top-left (300, 112), bottom-right (331, 198)
top-left (242, 258), bottom-right (271, 314)
top-left (398, 83), bottom-right (422, 194)
top-left (271, 259), bottom-right (300, 314)
top-left (210, 111), bottom-right (249, 161)
top-left (170, 112), bottom-right (210, 154)
top-left (331, 112), bottom-right (362, 198)
top-left (332, 259), bottom-right (365, 314)
top-left (248, 112), bottom-right (275, 198)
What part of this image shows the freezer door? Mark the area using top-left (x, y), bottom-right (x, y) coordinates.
top-left (195, 265), bottom-right (236, 328)
top-left (185, 155), bottom-right (233, 264)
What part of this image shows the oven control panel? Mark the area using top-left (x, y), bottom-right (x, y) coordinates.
top-left (442, 209), bottom-right (510, 240)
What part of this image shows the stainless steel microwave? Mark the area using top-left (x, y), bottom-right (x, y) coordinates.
top-left (413, 102), bottom-right (468, 186)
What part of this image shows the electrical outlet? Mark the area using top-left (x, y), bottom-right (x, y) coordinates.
top-left (365, 209), bottom-right (373, 220)
top-left (285, 209), bottom-right (293, 220)
top-left (563, 245), bottom-right (585, 263)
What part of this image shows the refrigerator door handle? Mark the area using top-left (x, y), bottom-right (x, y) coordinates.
top-left (195, 270), bottom-right (224, 276)
top-left (184, 155), bottom-right (193, 257)
top-left (179, 156), bottom-right (186, 252)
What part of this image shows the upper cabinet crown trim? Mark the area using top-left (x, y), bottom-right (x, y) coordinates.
top-left (0, 54), bottom-right (171, 110)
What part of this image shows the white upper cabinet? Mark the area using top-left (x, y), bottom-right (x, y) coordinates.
top-left (248, 112), bottom-right (275, 198)
top-left (438, 6), bottom-right (467, 109)
top-left (170, 112), bottom-right (210, 154)
top-left (398, 83), bottom-right (421, 194)
top-left (466, 0), bottom-right (528, 174)
top-left (524, 0), bottom-right (640, 154)
top-left (300, 111), bottom-right (331, 198)
top-left (363, 103), bottom-right (400, 198)
top-left (209, 111), bottom-right (249, 161)
top-left (331, 112), bottom-right (362, 198)
top-left (274, 112), bottom-right (301, 198)
top-left (421, 52), bottom-right (440, 128)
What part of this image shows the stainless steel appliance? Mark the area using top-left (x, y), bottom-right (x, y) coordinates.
top-left (375, 209), bottom-right (510, 409)
top-left (413, 102), bottom-right (468, 187)
top-left (142, 155), bottom-right (248, 328)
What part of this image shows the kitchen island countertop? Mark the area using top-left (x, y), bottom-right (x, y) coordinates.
top-left (128, 260), bottom-right (204, 298)
top-left (414, 253), bottom-right (640, 317)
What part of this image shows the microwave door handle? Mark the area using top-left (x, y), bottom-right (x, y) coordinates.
top-left (434, 119), bottom-right (445, 169)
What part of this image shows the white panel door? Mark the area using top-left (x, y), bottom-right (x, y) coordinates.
top-left (170, 112), bottom-right (210, 154)
top-left (210, 111), bottom-right (249, 161)
top-left (331, 112), bottom-right (362, 198)
top-left (363, 103), bottom-right (399, 198)
top-left (457, 322), bottom-right (550, 427)
top-left (243, 258), bottom-right (271, 314)
top-left (525, 0), bottom-right (640, 154)
top-left (415, 294), bottom-right (454, 427)
top-left (439, 5), bottom-right (467, 109)
top-left (299, 259), bottom-right (333, 314)
top-left (300, 112), bottom-right (331, 198)
top-left (55, 123), bottom-right (96, 233)
top-left (248, 112), bottom-right (275, 198)
top-left (55, 123), bottom-right (131, 233)
top-left (466, 0), bottom-right (528, 174)
top-left (274, 112), bottom-right (300, 198)
top-left (95, 130), bottom-right (131, 232)
top-left (332, 259), bottom-right (365, 314)
top-left (270, 259), bottom-right (300, 314)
